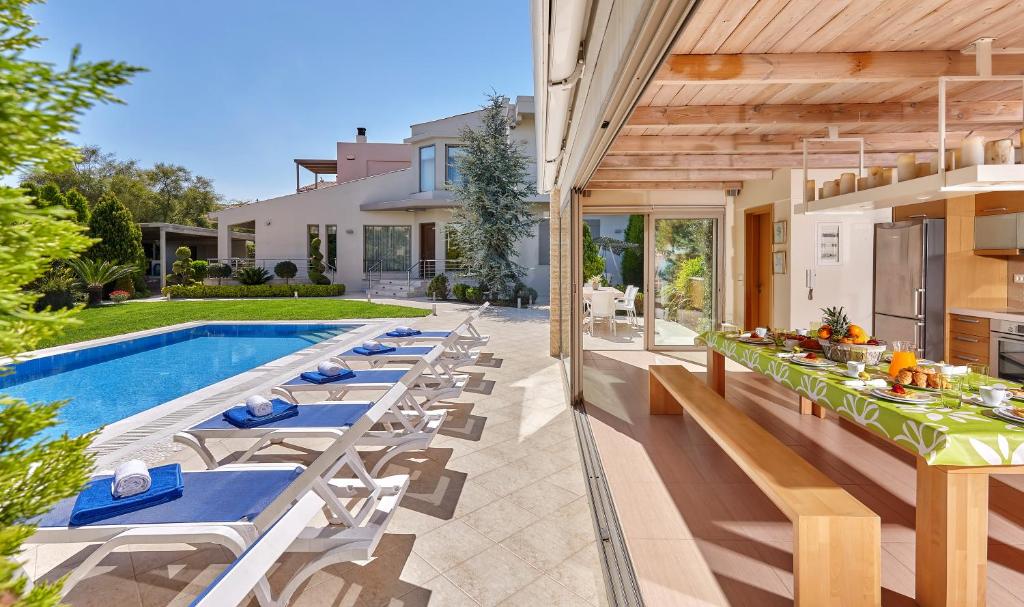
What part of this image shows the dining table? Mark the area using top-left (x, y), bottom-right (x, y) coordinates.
top-left (581, 285), bottom-right (624, 303)
top-left (702, 331), bottom-right (1024, 607)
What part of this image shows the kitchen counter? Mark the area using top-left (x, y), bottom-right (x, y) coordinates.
top-left (949, 307), bottom-right (1024, 323)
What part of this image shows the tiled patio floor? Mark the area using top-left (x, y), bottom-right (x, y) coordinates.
top-left (24, 302), bottom-right (607, 607)
top-left (583, 349), bottom-right (1024, 606)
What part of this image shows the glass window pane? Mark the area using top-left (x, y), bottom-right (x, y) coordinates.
top-left (652, 218), bottom-right (718, 347)
top-left (307, 224), bottom-right (320, 252)
top-left (364, 225), bottom-right (411, 272)
top-left (419, 145), bottom-right (435, 192)
top-left (446, 145), bottom-right (466, 186)
top-left (326, 225), bottom-right (337, 270)
top-left (538, 219), bottom-right (550, 266)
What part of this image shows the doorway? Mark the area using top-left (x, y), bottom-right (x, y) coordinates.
top-left (581, 213), bottom-right (645, 351)
top-left (743, 205), bottom-right (773, 330)
top-left (419, 222), bottom-right (436, 278)
top-left (649, 215), bottom-right (721, 348)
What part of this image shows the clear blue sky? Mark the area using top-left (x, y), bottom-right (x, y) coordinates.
top-left (26, 0), bottom-right (535, 201)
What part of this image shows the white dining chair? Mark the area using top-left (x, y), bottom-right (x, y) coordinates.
top-left (616, 285), bottom-right (639, 327)
top-left (589, 290), bottom-right (618, 336)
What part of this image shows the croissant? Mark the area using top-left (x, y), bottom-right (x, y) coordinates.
top-left (897, 370), bottom-right (913, 385)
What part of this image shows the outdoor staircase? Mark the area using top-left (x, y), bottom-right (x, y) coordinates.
top-left (368, 278), bottom-right (430, 298)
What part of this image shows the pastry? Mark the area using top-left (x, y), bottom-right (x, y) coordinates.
top-left (896, 369), bottom-right (913, 385)
top-left (912, 371), bottom-right (928, 388)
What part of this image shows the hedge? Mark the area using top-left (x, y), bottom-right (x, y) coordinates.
top-left (164, 284), bottom-right (346, 299)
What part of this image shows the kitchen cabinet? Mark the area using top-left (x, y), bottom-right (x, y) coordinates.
top-left (893, 200), bottom-right (946, 221)
top-left (974, 214), bottom-right (1019, 250)
top-left (975, 192), bottom-right (1024, 216)
top-left (948, 313), bottom-right (990, 366)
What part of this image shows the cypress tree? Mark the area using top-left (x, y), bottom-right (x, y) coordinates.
top-left (620, 214), bottom-right (644, 288)
top-left (64, 188), bottom-right (91, 224)
top-left (88, 192), bottom-right (144, 270)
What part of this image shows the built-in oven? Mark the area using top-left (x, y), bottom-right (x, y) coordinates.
top-left (990, 319), bottom-right (1024, 382)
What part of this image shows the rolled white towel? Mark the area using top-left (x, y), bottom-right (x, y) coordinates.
top-left (362, 340), bottom-right (384, 351)
top-left (317, 361), bottom-right (343, 377)
top-left (394, 326), bottom-right (412, 333)
top-left (112, 459), bottom-right (151, 498)
top-left (245, 395), bottom-right (273, 417)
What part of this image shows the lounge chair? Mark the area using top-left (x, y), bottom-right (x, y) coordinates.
top-left (375, 303), bottom-right (490, 347)
top-left (174, 378), bottom-right (446, 475)
top-left (335, 334), bottom-right (479, 371)
top-left (28, 383), bottom-right (412, 604)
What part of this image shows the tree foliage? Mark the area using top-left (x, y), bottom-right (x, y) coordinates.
top-left (582, 223), bottom-right (605, 281)
top-left (620, 215), bottom-right (644, 289)
top-left (63, 189), bottom-right (90, 224)
top-left (168, 246), bottom-right (194, 286)
top-left (448, 94), bottom-right (537, 301)
top-left (21, 146), bottom-right (222, 226)
top-left (0, 1), bottom-right (141, 602)
top-left (87, 192), bottom-right (145, 270)
top-left (307, 238), bottom-right (329, 285)
top-left (274, 260), bottom-right (297, 285)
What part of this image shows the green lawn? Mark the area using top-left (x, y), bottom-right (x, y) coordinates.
top-left (39, 299), bottom-right (431, 348)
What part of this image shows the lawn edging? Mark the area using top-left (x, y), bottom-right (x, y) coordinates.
top-left (163, 283), bottom-right (346, 298)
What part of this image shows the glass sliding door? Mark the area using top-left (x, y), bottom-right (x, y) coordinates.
top-left (649, 214), bottom-right (722, 349)
top-left (363, 225), bottom-right (411, 272)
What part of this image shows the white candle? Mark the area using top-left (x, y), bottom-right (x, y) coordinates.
top-left (804, 179), bottom-right (815, 201)
top-left (985, 139), bottom-right (1013, 165)
top-left (882, 168), bottom-right (894, 185)
top-left (839, 172), bottom-right (856, 194)
top-left (856, 176), bottom-right (868, 191)
top-left (916, 162), bottom-right (933, 177)
top-left (897, 153), bottom-right (917, 182)
top-left (960, 135), bottom-right (985, 167)
top-left (866, 166), bottom-right (883, 188)
top-left (822, 180), bottom-right (839, 198)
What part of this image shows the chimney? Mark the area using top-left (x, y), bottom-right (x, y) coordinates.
top-left (356, 127), bottom-right (367, 143)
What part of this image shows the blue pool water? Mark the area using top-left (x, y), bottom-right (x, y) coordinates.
top-left (1, 324), bottom-right (354, 441)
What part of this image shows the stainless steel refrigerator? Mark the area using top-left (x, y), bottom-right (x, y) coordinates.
top-left (873, 219), bottom-right (945, 360)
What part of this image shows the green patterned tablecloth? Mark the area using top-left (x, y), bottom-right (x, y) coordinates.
top-left (703, 331), bottom-right (1024, 467)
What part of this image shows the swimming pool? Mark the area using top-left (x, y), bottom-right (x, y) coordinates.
top-left (1, 323), bottom-right (355, 441)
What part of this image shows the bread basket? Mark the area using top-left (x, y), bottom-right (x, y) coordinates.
top-left (818, 339), bottom-right (887, 365)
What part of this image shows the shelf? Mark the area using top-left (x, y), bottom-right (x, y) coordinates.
top-left (973, 248), bottom-right (1022, 257)
top-left (795, 164), bottom-right (1024, 215)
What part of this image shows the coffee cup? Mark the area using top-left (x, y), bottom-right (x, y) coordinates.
top-left (980, 384), bottom-right (1008, 406)
top-left (796, 328), bottom-right (809, 336)
top-left (753, 327), bottom-right (768, 338)
top-left (847, 361), bottom-right (865, 376)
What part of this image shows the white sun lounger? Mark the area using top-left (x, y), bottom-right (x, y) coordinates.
top-left (29, 383), bottom-right (412, 605)
top-left (375, 303), bottom-right (490, 347)
top-left (336, 334), bottom-right (479, 371)
top-left (271, 347), bottom-right (466, 407)
top-left (174, 378), bottom-right (446, 476)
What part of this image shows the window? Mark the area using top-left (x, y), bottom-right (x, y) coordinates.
top-left (326, 225), bottom-right (337, 271)
top-left (445, 145), bottom-right (466, 187)
top-left (307, 224), bottom-right (320, 254)
top-left (419, 145), bottom-right (435, 192)
top-left (364, 225), bottom-right (411, 272)
top-left (538, 219), bottom-right (550, 265)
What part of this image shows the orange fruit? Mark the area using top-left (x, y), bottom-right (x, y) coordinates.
top-left (817, 325), bottom-right (832, 340)
top-left (847, 324), bottom-right (868, 344)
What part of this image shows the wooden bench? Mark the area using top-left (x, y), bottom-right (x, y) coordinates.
top-left (649, 365), bottom-right (881, 606)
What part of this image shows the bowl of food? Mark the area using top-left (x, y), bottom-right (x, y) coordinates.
top-left (819, 340), bottom-right (887, 365)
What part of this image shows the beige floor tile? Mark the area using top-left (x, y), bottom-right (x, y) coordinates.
top-left (413, 520), bottom-right (494, 573)
top-left (393, 569), bottom-right (480, 606)
top-left (505, 478), bottom-right (580, 517)
top-left (444, 545), bottom-right (541, 607)
top-left (497, 574), bottom-right (592, 606)
top-left (546, 544), bottom-right (608, 607)
top-left (462, 496), bottom-right (540, 542)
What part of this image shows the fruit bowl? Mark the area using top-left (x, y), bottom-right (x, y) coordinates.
top-left (818, 339), bottom-right (887, 365)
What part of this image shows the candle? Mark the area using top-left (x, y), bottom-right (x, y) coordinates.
top-left (822, 180), bottom-right (839, 198)
top-left (985, 139), bottom-right (1013, 165)
top-left (944, 150), bottom-right (956, 170)
top-left (897, 153), bottom-right (917, 182)
top-left (961, 135), bottom-right (985, 167)
top-left (882, 168), bottom-right (894, 185)
top-left (839, 172), bottom-right (856, 194)
top-left (857, 176), bottom-right (868, 191)
top-left (866, 166), bottom-right (883, 188)
top-left (804, 179), bottom-right (815, 202)
top-left (916, 162), bottom-right (933, 177)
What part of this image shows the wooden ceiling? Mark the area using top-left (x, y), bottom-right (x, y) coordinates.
top-left (589, 0), bottom-right (1024, 191)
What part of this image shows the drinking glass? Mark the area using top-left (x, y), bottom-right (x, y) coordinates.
top-left (888, 340), bottom-right (918, 378)
top-left (941, 373), bottom-right (965, 409)
top-left (965, 363), bottom-right (989, 392)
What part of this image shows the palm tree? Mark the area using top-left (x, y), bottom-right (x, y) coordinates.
top-left (67, 258), bottom-right (137, 305)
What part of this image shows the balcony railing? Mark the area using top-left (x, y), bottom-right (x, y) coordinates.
top-left (206, 258), bottom-right (335, 283)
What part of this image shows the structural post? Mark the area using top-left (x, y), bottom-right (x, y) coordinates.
top-left (216, 221), bottom-right (230, 261)
top-left (295, 162), bottom-right (300, 193)
top-left (158, 226), bottom-right (167, 292)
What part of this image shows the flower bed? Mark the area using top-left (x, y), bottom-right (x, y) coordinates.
top-left (163, 284), bottom-right (346, 299)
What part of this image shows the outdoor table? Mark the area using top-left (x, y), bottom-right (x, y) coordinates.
top-left (581, 285), bottom-right (624, 303)
top-left (702, 331), bottom-right (1024, 607)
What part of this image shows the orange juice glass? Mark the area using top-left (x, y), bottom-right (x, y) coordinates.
top-left (888, 340), bottom-right (918, 377)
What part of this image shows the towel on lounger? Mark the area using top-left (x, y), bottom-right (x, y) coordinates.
top-left (386, 326), bottom-right (421, 337)
top-left (222, 399), bottom-right (298, 428)
top-left (317, 361), bottom-right (345, 376)
top-left (353, 345), bottom-right (396, 355)
top-left (70, 464), bottom-right (184, 526)
top-left (299, 368), bottom-right (355, 384)
top-left (245, 395), bottom-right (273, 417)
top-left (112, 459), bottom-right (151, 498)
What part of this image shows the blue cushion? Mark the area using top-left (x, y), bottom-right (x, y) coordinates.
top-left (223, 400), bottom-right (298, 428)
top-left (282, 368), bottom-right (407, 387)
top-left (37, 468), bottom-right (302, 528)
top-left (352, 345), bottom-right (397, 356)
top-left (341, 346), bottom-right (430, 358)
top-left (299, 369), bottom-right (355, 384)
top-left (193, 403), bottom-right (375, 430)
top-left (385, 329), bottom-right (422, 337)
top-left (69, 464), bottom-right (184, 526)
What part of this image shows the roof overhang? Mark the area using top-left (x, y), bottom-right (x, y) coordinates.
top-left (294, 158), bottom-right (337, 174)
top-left (138, 223), bottom-right (254, 241)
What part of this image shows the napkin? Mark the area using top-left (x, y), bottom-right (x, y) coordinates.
top-left (842, 379), bottom-right (887, 389)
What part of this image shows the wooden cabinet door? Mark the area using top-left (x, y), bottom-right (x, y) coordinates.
top-left (976, 192), bottom-right (1024, 216)
top-left (892, 200), bottom-right (946, 221)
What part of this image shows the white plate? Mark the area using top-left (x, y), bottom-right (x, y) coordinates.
top-left (870, 387), bottom-right (938, 404)
top-left (962, 394), bottom-right (1012, 408)
top-left (791, 356), bottom-right (835, 368)
top-left (993, 406), bottom-right (1024, 424)
top-left (739, 337), bottom-right (772, 345)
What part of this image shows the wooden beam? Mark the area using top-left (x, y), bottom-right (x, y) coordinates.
top-left (587, 180), bottom-right (743, 190)
top-left (608, 131), bottom-right (1021, 154)
top-left (599, 151), bottom-right (937, 170)
top-left (592, 168), bottom-right (772, 182)
top-left (652, 51), bottom-right (1024, 85)
top-left (628, 101), bottom-right (1023, 127)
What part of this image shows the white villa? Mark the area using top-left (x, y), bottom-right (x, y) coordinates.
top-left (211, 96), bottom-right (569, 300)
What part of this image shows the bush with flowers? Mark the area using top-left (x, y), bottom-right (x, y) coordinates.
top-left (109, 289), bottom-right (131, 303)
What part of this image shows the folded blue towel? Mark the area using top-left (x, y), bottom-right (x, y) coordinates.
top-left (70, 464), bottom-right (184, 526)
top-left (222, 400), bottom-right (299, 428)
top-left (299, 369), bottom-right (355, 384)
top-left (353, 345), bottom-right (396, 355)
top-left (386, 329), bottom-right (422, 337)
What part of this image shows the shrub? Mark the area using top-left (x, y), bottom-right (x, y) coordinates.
top-left (164, 283), bottom-right (346, 299)
top-left (64, 188), bottom-right (91, 224)
top-left (88, 192), bottom-right (145, 269)
top-left (167, 246), bottom-right (194, 286)
top-left (274, 260), bottom-right (298, 284)
top-left (452, 283), bottom-right (470, 302)
top-left (191, 259), bottom-right (209, 282)
top-left (208, 262), bottom-right (232, 285)
top-left (33, 266), bottom-right (79, 311)
top-left (513, 282), bottom-right (538, 305)
top-left (464, 286), bottom-right (483, 304)
top-left (308, 237), bottom-right (330, 285)
top-left (109, 289), bottom-right (130, 303)
top-left (426, 274), bottom-right (450, 300)
top-left (67, 257), bottom-right (137, 305)
top-left (236, 266), bottom-right (273, 285)
top-left (113, 276), bottom-right (135, 296)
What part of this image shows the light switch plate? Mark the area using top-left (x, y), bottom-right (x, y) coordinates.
top-left (1014, 274), bottom-right (1024, 284)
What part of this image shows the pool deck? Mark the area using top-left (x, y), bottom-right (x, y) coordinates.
top-left (20, 301), bottom-right (608, 606)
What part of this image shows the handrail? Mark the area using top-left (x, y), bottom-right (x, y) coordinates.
top-left (366, 259), bottom-right (383, 294)
top-left (405, 259), bottom-right (468, 289)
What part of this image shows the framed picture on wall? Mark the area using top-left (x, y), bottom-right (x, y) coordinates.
top-left (773, 220), bottom-right (787, 244)
top-left (816, 222), bottom-right (841, 265)
top-left (772, 250), bottom-right (787, 274)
